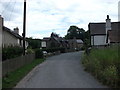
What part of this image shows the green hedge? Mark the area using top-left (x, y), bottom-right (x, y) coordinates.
top-left (82, 45), bottom-right (120, 87)
top-left (2, 46), bottom-right (23, 61)
top-left (35, 49), bottom-right (43, 59)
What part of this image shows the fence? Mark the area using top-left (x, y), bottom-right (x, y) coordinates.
top-left (2, 54), bottom-right (35, 77)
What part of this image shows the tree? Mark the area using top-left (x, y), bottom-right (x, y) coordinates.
top-left (27, 38), bottom-right (41, 49)
top-left (64, 25), bottom-right (86, 41)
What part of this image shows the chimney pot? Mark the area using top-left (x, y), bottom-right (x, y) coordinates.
top-left (107, 15), bottom-right (109, 19)
top-left (14, 27), bottom-right (19, 34)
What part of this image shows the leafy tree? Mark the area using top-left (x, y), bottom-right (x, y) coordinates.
top-left (64, 25), bottom-right (86, 41)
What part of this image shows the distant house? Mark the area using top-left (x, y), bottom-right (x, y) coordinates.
top-left (89, 15), bottom-right (120, 47)
top-left (68, 38), bottom-right (83, 51)
top-left (76, 39), bottom-right (84, 49)
top-left (41, 37), bottom-right (50, 48)
top-left (0, 15), bottom-right (28, 48)
top-left (41, 32), bottom-right (69, 49)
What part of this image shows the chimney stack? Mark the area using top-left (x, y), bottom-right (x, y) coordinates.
top-left (106, 15), bottom-right (111, 34)
top-left (14, 27), bottom-right (19, 34)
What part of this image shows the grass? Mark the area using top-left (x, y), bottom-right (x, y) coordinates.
top-left (82, 45), bottom-right (120, 88)
top-left (2, 58), bottom-right (45, 88)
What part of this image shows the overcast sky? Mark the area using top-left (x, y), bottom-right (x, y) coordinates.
top-left (0, 0), bottom-right (119, 39)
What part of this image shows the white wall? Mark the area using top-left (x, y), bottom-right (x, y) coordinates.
top-left (41, 41), bottom-right (46, 47)
top-left (2, 30), bottom-right (19, 47)
top-left (91, 35), bottom-right (106, 45)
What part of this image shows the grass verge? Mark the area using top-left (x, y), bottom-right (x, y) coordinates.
top-left (2, 58), bottom-right (45, 88)
top-left (82, 45), bottom-right (120, 88)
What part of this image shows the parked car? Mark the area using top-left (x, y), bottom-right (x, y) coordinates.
top-left (42, 51), bottom-right (47, 56)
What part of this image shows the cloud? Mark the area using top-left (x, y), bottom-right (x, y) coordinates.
top-left (0, 0), bottom-right (119, 39)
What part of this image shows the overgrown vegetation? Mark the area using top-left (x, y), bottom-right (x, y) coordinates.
top-left (2, 58), bottom-right (45, 88)
top-left (82, 45), bottom-right (120, 88)
top-left (2, 46), bottom-right (23, 61)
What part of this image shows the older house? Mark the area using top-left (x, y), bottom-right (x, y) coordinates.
top-left (2, 26), bottom-right (22, 47)
top-left (0, 15), bottom-right (28, 48)
top-left (68, 38), bottom-right (83, 51)
top-left (89, 15), bottom-right (120, 47)
top-left (41, 32), bottom-right (69, 49)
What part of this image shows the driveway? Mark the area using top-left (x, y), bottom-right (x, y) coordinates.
top-left (15, 51), bottom-right (107, 88)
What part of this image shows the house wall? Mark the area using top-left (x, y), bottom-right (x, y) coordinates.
top-left (91, 35), bottom-right (106, 46)
top-left (2, 30), bottom-right (19, 47)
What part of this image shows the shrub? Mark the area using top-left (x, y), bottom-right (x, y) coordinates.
top-left (26, 49), bottom-right (35, 54)
top-left (35, 49), bottom-right (43, 59)
top-left (2, 46), bottom-right (23, 61)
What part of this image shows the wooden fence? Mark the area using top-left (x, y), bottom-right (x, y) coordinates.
top-left (2, 54), bottom-right (35, 77)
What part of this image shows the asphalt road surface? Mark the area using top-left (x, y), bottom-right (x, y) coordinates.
top-left (15, 51), bottom-right (107, 88)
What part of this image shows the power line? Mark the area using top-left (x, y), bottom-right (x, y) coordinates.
top-left (0, 0), bottom-right (12, 15)
top-left (8, 0), bottom-right (16, 22)
top-left (6, 0), bottom-right (17, 27)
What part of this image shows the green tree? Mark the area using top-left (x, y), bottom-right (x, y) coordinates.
top-left (27, 38), bottom-right (41, 49)
top-left (64, 25), bottom-right (86, 41)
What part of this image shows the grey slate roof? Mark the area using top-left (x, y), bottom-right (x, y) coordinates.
top-left (3, 26), bottom-right (22, 39)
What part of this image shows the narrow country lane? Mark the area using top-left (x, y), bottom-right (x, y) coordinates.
top-left (15, 51), bottom-right (107, 88)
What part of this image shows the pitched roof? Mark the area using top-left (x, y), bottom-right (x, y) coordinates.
top-left (108, 30), bottom-right (120, 43)
top-left (42, 37), bottom-right (50, 41)
top-left (89, 22), bottom-right (119, 35)
top-left (89, 23), bottom-right (105, 35)
top-left (3, 26), bottom-right (22, 39)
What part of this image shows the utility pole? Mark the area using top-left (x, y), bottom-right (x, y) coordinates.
top-left (23, 0), bottom-right (26, 55)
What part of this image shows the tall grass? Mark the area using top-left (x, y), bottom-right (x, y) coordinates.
top-left (82, 45), bottom-right (120, 88)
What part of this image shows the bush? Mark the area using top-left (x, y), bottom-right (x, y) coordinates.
top-left (2, 46), bottom-right (23, 61)
top-left (35, 49), bottom-right (43, 59)
top-left (26, 48), bottom-right (35, 54)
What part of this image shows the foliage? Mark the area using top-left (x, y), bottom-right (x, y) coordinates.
top-left (27, 37), bottom-right (41, 49)
top-left (64, 26), bottom-right (86, 41)
top-left (82, 45), bottom-right (120, 87)
top-left (64, 26), bottom-right (90, 49)
top-left (2, 58), bottom-right (45, 88)
top-left (26, 48), bottom-right (35, 54)
top-left (2, 46), bottom-right (23, 61)
top-left (35, 49), bottom-right (43, 59)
